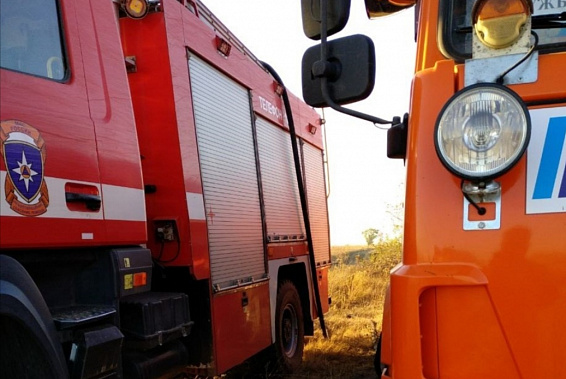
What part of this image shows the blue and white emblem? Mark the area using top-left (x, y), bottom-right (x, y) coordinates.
top-left (5, 141), bottom-right (43, 202)
top-left (526, 107), bottom-right (566, 214)
top-left (1, 120), bottom-right (49, 216)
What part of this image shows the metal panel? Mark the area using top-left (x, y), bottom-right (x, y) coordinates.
top-left (212, 283), bottom-right (271, 374)
top-left (303, 142), bottom-right (331, 265)
top-left (256, 117), bottom-right (305, 242)
top-left (188, 56), bottom-right (265, 290)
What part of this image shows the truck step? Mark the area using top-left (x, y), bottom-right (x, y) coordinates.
top-left (52, 306), bottom-right (116, 330)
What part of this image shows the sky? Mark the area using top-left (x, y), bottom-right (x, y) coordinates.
top-left (203, 1), bottom-right (417, 245)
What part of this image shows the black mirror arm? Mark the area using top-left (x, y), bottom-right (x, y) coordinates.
top-left (320, 77), bottom-right (392, 125)
top-left (318, 0), bottom-right (392, 125)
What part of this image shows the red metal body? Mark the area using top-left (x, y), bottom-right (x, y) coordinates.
top-left (120, 1), bottom-right (324, 276)
top-left (1, 0), bottom-right (146, 248)
top-left (0, 0), bottom-right (330, 376)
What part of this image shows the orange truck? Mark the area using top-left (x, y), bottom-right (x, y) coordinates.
top-left (301, 0), bottom-right (565, 378)
top-left (0, 0), bottom-right (331, 377)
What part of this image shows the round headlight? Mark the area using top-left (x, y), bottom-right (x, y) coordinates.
top-left (434, 83), bottom-right (531, 181)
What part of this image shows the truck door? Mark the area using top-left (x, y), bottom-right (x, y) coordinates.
top-left (79, 0), bottom-right (146, 244)
top-left (0, 0), bottom-right (105, 247)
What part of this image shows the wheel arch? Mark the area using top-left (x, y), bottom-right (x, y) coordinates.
top-left (276, 262), bottom-right (314, 336)
top-left (0, 255), bottom-right (69, 379)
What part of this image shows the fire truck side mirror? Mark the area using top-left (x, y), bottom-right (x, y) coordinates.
top-left (301, 34), bottom-right (375, 108)
top-left (301, 0), bottom-right (351, 40)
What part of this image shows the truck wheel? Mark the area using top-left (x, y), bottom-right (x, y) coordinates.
top-left (275, 281), bottom-right (304, 373)
top-left (0, 255), bottom-right (69, 379)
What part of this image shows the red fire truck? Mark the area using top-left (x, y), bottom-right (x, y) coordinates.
top-left (0, 0), bottom-right (331, 377)
top-left (301, 0), bottom-right (565, 378)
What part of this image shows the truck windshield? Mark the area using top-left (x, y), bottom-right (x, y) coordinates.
top-left (440, 0), bottom-right (566, 61)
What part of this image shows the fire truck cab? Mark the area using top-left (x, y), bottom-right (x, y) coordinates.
top-left (0, 0), bottom-right (330, 377)
top-left (301, 0), bottom-right (565, 378)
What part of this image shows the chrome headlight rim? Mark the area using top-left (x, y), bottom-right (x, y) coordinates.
top-left (434, 83), bottom-right (531, 182)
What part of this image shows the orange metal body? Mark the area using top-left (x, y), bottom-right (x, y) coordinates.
top-left (380, 1), bottom-right (566, 378)
top-left (0, 0), bottom-right (330, 376)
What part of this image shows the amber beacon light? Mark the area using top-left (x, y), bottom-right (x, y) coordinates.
top-left (473, 0), bottom-right (532, 48)
top-left (122, 0), bottom-right (150, 19)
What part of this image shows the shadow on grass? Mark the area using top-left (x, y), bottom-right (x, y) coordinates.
top-left (224, 348), bottom-right (377, 379)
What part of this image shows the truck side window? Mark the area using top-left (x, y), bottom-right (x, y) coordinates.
top-left (0, 0), bottom-right (67, 81)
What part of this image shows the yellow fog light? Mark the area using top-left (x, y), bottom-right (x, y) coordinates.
top-left (473, 0), bottom-right (532, 48)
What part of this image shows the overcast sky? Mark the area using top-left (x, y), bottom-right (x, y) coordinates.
top-left (203, 1), bottom-right (417, 245)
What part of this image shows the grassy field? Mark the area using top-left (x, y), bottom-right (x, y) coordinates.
top-left (225, 241), bottom-right (401, 378)
top-left (293, 241), bottom-right (401, 379)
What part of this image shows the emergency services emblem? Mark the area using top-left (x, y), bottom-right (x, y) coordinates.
top-left (1, 120), bottom-right (49, 216)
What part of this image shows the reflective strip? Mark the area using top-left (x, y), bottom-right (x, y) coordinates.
top-left (102, 184), bottom-right (146, 221)
top-left (0, 173), bottom-right (103, 219)
top-left (0, 172), bottom-right (145, 221)
top-left (186, 192), bottom-right (206, 220)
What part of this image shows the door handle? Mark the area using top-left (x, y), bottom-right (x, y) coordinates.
top-left (65, 192), bottom-right (102, 211)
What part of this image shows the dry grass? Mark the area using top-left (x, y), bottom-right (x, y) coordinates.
top-left (224, 241), bottom-right (401, 379)
top-left (292, 241), bottom-right (402, 379)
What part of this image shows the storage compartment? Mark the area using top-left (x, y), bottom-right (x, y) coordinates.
top-left (120, 292), bottom-right (193, 350)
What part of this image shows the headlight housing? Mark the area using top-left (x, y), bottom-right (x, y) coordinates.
top-left (434, 83), bottom-right (531, 181)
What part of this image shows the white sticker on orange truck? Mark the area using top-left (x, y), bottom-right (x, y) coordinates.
top-left (526, 107), bottom-right (566, 214)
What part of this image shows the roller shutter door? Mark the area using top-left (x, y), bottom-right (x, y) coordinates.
top-left (189, 56), bottom-right (266, 290)
top-left (256, 117), bottom-right (305, 241)
top-left (303, 142), bottom-right (331, 266)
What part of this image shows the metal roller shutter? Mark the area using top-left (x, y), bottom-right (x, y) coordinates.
top-left (303, 142), bottom-right (331, 266)
top-left (256, 117), bottom-right (305, 242)
top-left (189, 56), bottom-right (266, 290)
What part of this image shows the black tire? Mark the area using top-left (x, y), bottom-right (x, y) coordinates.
top-left (275, 281), bottom-right (304, 373)
top-left (0, 255), bottom-right (69, 379)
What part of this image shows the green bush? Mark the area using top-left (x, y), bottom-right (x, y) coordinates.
top-left (369, 236), bottom-right (402, 277)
